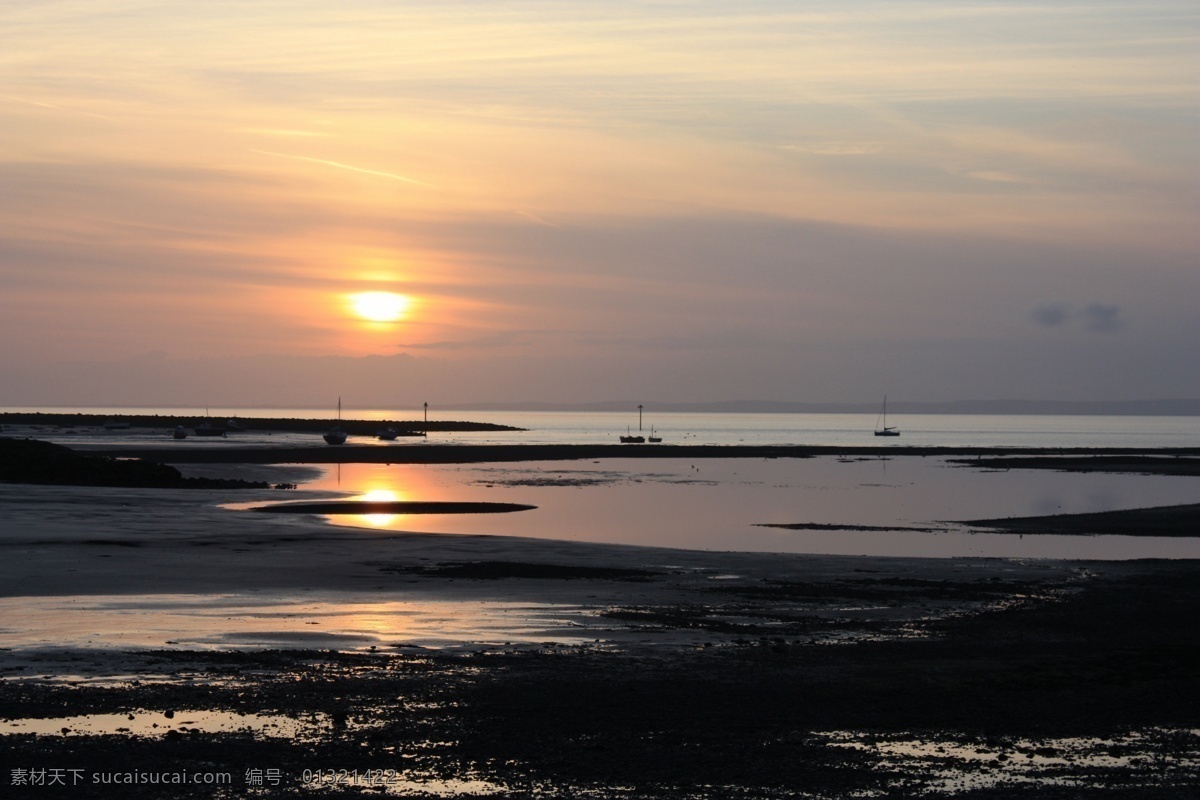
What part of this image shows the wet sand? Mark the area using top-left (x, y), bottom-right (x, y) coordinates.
top-left (2, 451), bottom-right (1199, 797)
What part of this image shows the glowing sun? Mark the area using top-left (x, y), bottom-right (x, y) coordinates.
top-left (350, 291), bottom-right (410, 322)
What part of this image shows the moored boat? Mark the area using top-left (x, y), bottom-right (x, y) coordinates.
top-left (193, 420), bottom-right (228, 437)
top-left (324, 398), bottom-right (348, 445)
top-left (874, 395), bottom-right (900, 437)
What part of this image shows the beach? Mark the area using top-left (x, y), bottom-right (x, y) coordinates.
top-left (2, 432), bottom-right (1199, 797)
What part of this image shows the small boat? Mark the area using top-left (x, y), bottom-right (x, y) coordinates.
top-left (874, 395), bottom-right (900, 437)
top-left (193, 420), bottom-right (228, 437)
top-left (620, 426), bottom-right (645, 444)
top-left (377, 427), bottom-right (399, 441)
top-left (621, 404), bottom-right (647, 442)
top-left (648, 426), bottom-right (662, 443)
top-left (172, 425), bottom-right (188, 440)
top-left (323, 398), bottom-right (348, 445)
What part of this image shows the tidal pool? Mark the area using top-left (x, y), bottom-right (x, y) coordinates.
top-left (286, 457), bottom-right (1200, 559)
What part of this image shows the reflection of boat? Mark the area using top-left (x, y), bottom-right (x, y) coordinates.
top-left (648, 426), bottom-right (662, 443)
top-left (323, 398), bottom-right (348, 445)
top-left (173, 425), bottom-right (188, 440)
top-left (874, 395), bottom-right (900, 437)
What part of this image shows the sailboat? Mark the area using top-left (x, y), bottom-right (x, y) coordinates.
top-left (874, 395), bottom-right (900, 437)
top-left (620, 403), bottom-right (646, 443)
top-left (619, 426), bottom-right (645, 444)
top-left (648, 426), bottom-right (662, 443)
top-left (323, 398), bottom-right (348, 445)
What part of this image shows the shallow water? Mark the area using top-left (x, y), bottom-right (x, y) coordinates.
top-left (0, 595), bottom-right (601, 655)
top-left (290, 457), bottom-right (1200, 559)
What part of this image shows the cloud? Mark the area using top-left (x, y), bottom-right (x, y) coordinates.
top-left (1082, 303), bottom-right (1123, 333)
top-left (395, 330), bottom-right (554, 351)
top-left (1031, 302), bottom-right (1124, 333)
top-left (1031, 303), bottom-right (1071, 327)
top-left (249, 150), bottom-right (433, 186)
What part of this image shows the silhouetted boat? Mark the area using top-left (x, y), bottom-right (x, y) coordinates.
top-left (323, 398), bottom-right (348, 445)
top-left (648, 426), bottom-right (662, 443)
top-left (874, 395), bottom-right (900, 437)
top-left (377, 427), bottom-right (399, 441)
top-left (621, 404), bottom-right (648, 442)
top-left (173, 425), bottom-right (188, 440)
top-left (193, 420), bottom-right (228, 437)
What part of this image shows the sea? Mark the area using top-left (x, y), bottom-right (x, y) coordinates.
top-left (5, 407), bottom-right (1199, 560)
top-left (5, 406), bottom-right (1199, 449)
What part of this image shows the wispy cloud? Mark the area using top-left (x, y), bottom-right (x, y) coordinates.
top-left (1031, 303), bottom-right (1072, 327)
top-left (0, 93), bottom-right (114, 121)
top-left (1031, 302), bottom-right (1125, 334)
top-left (1082, 303), bottom-right (1123, 333)
top-left (250, 150), bottom-right (432, 186)
top-left (395, 330), bottom-right (556, 351)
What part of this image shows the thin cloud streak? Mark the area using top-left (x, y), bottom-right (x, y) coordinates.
top-left (249, 150), bottom-right (434, 187)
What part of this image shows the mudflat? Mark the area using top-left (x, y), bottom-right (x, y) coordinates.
top-left (1, 446), bottom-right (1198, 797)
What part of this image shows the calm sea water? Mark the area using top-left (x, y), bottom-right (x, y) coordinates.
top-left (8, 407), bottom-right (1199, 559)
top-left (5, 407), bottom-right (1199, 449)
top-left (288, 457), bottom-right (1200, 560)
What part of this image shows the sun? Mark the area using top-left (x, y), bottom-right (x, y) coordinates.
top-left (349, 291), bottom-right (410, 322)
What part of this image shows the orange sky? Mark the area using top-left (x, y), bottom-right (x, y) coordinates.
top-left (1, 2), bottom-right (1197, 404)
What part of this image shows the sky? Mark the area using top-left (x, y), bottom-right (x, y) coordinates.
top-left (1, 0), bottom-right (1197, 407)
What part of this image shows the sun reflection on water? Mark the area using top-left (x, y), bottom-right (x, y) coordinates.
top-left (357, 488), bottom-right (404, 527)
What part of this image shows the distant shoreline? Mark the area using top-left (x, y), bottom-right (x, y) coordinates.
top-left (0, 412), bottom-right (521, 435)
top-left (3, 398), bottom-right (1198, 416)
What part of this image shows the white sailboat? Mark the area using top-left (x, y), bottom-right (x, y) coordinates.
top-left (874, 395), bottom-right (900, 437)
top-left (323, 398), bottom-right (348, 445)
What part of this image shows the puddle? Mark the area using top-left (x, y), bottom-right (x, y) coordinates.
top-left (820, 728), bottom-right (1200, 793)
top-left (1, 709), bottom-right (344, 739)
top-left (0, 595), bottom-right (606, 657)
top-left (299, 774), bottom-right (507, 796)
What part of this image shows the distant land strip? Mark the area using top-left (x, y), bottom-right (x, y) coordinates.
top-left (80, 444), bottom-right (1200, 466)
top-left (963, 503), bottom-right (1200, 538)
top-left (0, 412), bottom-right (521, 436)
top-left (251, 500), bottom-right (536, 515)
top-left (948, 455), bottom-right (1200, 477)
